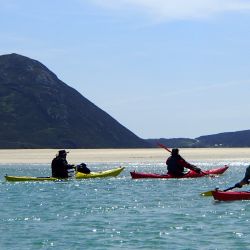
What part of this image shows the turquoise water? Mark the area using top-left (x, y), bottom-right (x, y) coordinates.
top-left (1, 162), bottom-right (250, 250)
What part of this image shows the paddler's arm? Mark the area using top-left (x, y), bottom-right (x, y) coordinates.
top-left (68, 164), bottom-right (75, 169)
top-left (234, 180), bottom-right (249, 188)
top-left (178, 158), bottom-right (201, 173)
top-left (235, 178), bottom-right (250, 188)
top-left (62, 159), bottom-right (75, 170)
top-left (235, 165), bottom-right (250, 188)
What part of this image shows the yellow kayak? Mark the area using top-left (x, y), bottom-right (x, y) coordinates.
top-left (5, 167), bottom-right (125, 182)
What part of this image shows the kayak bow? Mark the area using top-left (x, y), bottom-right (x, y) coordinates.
top-left (5, 167), bottom-right (125, 182)
top-left (76, 167), bottom-right (124, 179)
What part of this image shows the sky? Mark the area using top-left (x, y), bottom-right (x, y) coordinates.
top-left (1, 0), bottom-right (250, 139)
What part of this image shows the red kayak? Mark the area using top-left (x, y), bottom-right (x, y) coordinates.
top-left (212, 190), bottom-right (250, 201)
top-left (130, 165), bottom-right (228, 179)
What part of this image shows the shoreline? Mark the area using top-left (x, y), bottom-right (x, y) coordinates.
top-left (0, 148), bottom-right (249, 164)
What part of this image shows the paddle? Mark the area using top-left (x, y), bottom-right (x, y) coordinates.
top-left (157, 143), bottom-right (172, 153)
top-left (223, 185), bottom-right (237, 192)
top-left (200, 185), bottom-right (237, 197)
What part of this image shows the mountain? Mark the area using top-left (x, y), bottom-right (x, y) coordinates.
top-left (0, 53), bottom-right (150, 149)
top-left (147, 138), bottom-right (197, 148)
top-left (147, 130), bottom-right (250, 148)
top-left (195, 130), bottom-right (250, 147)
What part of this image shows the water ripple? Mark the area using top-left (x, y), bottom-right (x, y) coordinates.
top-left (1, 162), bottom-right (250, 249)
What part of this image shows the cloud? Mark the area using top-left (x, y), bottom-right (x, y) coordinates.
top-left (90, 0), bottom-right (250, 21)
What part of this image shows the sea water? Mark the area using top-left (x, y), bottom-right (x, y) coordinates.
top-left (1, 161), bottom-right (250, 250)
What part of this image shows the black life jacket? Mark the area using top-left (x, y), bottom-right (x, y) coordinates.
top-left (51, 157), bottom-right (69, 178)
top-left (167, 155), bottom-right (185, 176)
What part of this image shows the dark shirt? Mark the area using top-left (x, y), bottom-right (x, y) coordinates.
top-left (51, 156), bottom-right (74, 178)
top-left (166, 154), bottom-right (196, 176)
top-left (242, 165), bottom-right (250, 182)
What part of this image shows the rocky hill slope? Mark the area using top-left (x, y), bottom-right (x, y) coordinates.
top-left (0, 53), bottom-right (150, 148)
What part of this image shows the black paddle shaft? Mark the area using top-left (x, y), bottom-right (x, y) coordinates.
top-left (223, 185), bottom-right (237, 192)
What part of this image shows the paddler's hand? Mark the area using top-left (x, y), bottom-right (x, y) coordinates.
top-left (193, 166), bottom-right (201, 173)
top-left (235, 182), bottom-right (242, 188)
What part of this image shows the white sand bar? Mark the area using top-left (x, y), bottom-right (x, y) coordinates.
top-left (0, 148), bottom-right (250, 164)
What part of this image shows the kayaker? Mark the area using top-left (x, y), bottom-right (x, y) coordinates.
top-left (51, 150), bottom-right (75, 178)
top-left (166, 148), bottom-right (201, 176)
top-left (234, 165), bottom-right (250, 188)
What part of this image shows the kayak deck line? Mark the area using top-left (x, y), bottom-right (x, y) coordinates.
top-left (5, 166), bottom-right (125, 182)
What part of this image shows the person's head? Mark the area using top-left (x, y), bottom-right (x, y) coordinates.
top-left (171, 148), bottom-right (179, 156)
top-left (58, 149), bottom-right (68, 158)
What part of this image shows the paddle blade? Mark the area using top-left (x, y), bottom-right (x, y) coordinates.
top-left (200, 190), bottom-right (213, 196)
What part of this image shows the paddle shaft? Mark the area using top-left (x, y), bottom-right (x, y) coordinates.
top-left (157, 143), bottom-right (172, 153)
top-left (223, 185), bottom-right (237, 192)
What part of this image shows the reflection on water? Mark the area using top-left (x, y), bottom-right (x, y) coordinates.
top-left (1, 161), bottom-right (250, 250)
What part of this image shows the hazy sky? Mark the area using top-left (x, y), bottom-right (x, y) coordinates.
top-left (1, 0), bottom-right (250, 139)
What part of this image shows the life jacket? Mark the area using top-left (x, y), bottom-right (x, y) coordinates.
top-left (166, 155), bottom-right (185, 176)
top-left (51, 157), bottom-right (69, 178)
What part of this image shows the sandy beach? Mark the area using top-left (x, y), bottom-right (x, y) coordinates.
top-left (0, 148), bottom-right (250, 164)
